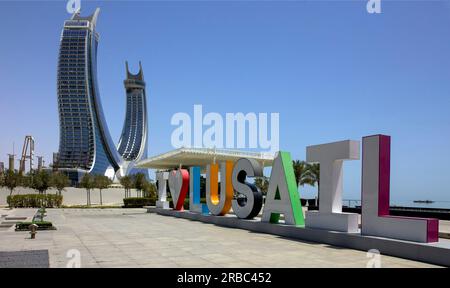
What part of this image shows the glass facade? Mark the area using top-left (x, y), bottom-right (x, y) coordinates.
top-left (118, 62), bottom-right (148, 163)
top-left (57, 9), bottom-right (121, 181)
top-left (117, 62), bottom-right (149, 178)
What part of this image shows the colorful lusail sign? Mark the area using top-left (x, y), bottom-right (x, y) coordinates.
top-left (156, 135), bottom-right (439, 243)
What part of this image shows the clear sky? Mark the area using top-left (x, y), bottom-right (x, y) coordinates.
top-left (1, 0), bottom-right (450, 203)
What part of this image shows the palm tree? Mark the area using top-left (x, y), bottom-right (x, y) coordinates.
top-left (306, 163), bottom-right (320, 206)
top-left (120, 175), bottom-right (133, 198)
top-left (307, 163), bottom-right (320, 192)
top-left (292, 160), bottom-right (314, 187)
top-left (80, 173), bottom-right (95, 206)
top-left (51, 172), bottom-right (70, 196)
top-left (254, 176), bottom-right (269, 195)
top-left (143, 181), bottom-right (157, 198)
top-left (94, 175), bottom-right (112, 206)
top-left (291, 160), bottom-right (322, 207)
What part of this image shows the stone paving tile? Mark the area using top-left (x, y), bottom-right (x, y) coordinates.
top-left (199, 253), bottom-right (241, 264)
top-left (0, 208), bottom-right (442, 268)
top-left (139, 261), bottom-right (180, 268)
top-left (0, 250), bottom-right (50, 268)
top-left (168, 256), bottom-right (214, 267)
top-left (219, 261), bottom-right (258, 268)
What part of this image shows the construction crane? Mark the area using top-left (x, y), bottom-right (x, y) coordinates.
top-left (19, 135), bottom-right (35, 174)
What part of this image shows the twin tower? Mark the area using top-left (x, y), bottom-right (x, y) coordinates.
top-left (56, 8), bottom-right (148, 183)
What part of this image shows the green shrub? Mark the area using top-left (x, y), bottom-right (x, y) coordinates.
top-left (60, 205), bottom-right (121, 209)
top-left (7, 194), bottom-right (63, 208)
top-left (123, 197), bottom-right (156, 208)
top-left (166, 197), bottom-right (187, 209)
top-left (167, 197), bottom-right (207, 210)
top-left (125, 196), bottom-right (207, 209)
top-left (15, 221), bottom-right (55, 231)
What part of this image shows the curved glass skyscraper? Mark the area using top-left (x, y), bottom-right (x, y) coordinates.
top-left (57, 9), bottom-right (122, 182)
top-left (117, 62), bottom-right (149, 178)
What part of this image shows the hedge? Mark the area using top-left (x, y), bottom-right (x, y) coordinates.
top-left (167, 197), bottom-right (207, 210)
top-left (123, 197), bottom-right (156, 208)
top-left (7, 194), bottom-right (63, 208)
top-left (122, 197), bottom-right (207, 209)
top-left (15, 221), bottom-right (55, 231)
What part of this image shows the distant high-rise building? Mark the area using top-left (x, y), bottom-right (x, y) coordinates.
top-left (117, 62), bottom-right (149, 177)
top-left (8, 154), bottom-right (14, 172)
top-left (37, 156), bottom-right (44, 171)
top-left (56, 8), bottom-right (121, 182)
top-left (52, 152), bottom-right (59, 168)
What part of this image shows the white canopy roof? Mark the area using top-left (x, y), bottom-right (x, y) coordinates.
top-left (135, 148), bottom-right (275, 170)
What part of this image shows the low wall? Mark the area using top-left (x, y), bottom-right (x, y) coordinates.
top-left (0, 187), bottom-right (138, 206)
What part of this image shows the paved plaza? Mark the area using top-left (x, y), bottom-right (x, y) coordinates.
top-left (0, 208), bottom-right (441, 268)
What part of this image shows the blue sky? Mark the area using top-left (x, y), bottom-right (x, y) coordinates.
top-left (1, 0), bottom-right (450, 203)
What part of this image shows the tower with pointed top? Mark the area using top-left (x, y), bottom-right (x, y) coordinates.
top-left (117, 61), bottom-right (149, 177)
top-left (56, 8), bottom-right (122, 182)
